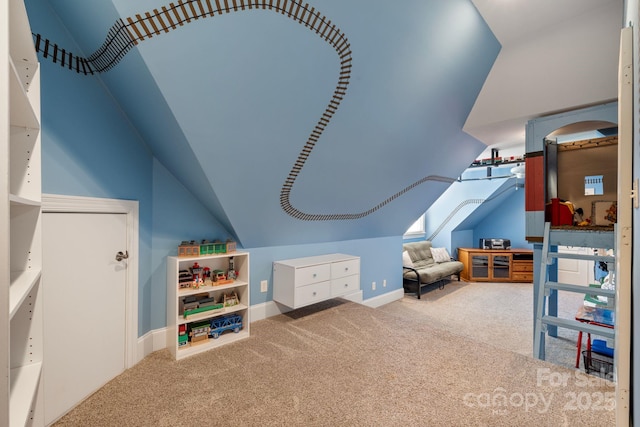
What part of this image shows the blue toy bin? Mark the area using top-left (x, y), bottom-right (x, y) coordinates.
top-left (592, 339), bottom-right (614, 357)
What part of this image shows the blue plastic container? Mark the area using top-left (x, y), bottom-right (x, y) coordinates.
top-left (592, 339), bottom-right (614, 357)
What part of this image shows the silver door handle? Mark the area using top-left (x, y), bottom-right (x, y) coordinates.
top-left (116, 251), bottom-right (129, 261)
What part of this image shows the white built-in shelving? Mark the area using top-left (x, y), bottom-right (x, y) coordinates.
top-left (2, 0), bottom-right (44, 425)
top-left (167, 252), bottom-right (250, 360)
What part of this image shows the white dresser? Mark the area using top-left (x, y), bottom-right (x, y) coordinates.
top-left (273, 253), bottom-right (360, 309)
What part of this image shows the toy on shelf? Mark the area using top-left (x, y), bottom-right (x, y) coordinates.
top-left (199, 240), bottom-right (215, 255)
top-left (545, 198), bottom-right (574, 226)
top-left (223, 291), bottom-right (239, 307)
top-left (190, 262), bottom-right (204, 288)
top-left (604, 203), bottom-right (617, 224)
top-left (182, 294), bottom-right (224, 318)
top-left (227, 256), bottom-right (238, 280)
top-left (178, 269), bottom-right (192, 289)
top-left (178, 239), bottom-right (237, 256)
top-left (178, 324), bottom-right (189, 347)
top-left (189, 320), bottom-right (211, 344)
top-left (182, 295), bottom-right (200, 312)
top-left (573, 207), bottom-right (593, 226)
top-left (202, 266), bottom-right (211, 285)
top-left (225, 240), bottom-right (237, 253)
top-left (209, 314), bottom-right (243, 339)
top-left (178, 240), bottom-right (200, 257)
top-left (213, 269), bottom-right (234, 285)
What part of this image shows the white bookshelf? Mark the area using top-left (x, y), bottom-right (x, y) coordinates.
top-left (167, 252), bottom-right (250, 360)
top-left (2, 0), bottom-right (44, 425)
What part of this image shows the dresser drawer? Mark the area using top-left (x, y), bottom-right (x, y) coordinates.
top-left (295, 282), bottom-right (331, 307)
top-left (331, 259), bottom-right (360, 279)
top-left (511, 272), bottom-right (533, 282)
top-left (512, 261), bottom-right (533, 272)
top-left (273, 254), bottom-right (361, 309)
top-left (296, 264), bottom-right (331, 287)
top-left (331, 274), bottom-right (360, 297)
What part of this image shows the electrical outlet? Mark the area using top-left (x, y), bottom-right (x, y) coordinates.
top-left (383, 279), bottom-right (387, 287)
top-left (372, 281), bottom-right (376, 291)
top-left (260, 280), bottom-right (268, 293)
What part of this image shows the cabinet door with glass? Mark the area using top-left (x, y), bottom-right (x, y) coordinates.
top-left (470, 254), bottom-right (490, 279)
top-left (491, 255), bottom-right (511, 280)
top-left (459, 249), bottom-right (513, 282)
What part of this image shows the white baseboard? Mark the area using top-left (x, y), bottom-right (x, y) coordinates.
top-left (341, 289), bottom-right (363, 304)
top-left (249, 289), bottom-right (401, 322)
top-left (249, 300), bottom-right (292, 322)
top-left (361, 288), bottom-right (404, 308)
top-left (135, 289), bottom-right (403, 363)
top-left (136, 328), bottom-right (167, 363)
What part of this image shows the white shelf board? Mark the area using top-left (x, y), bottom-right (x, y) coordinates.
top-left (9, 362), bottom-right (42, 427)
top-left (9, 194), bottom-right (41, 207)
top-left (9, 269), bottom-right (41, 319)
top-left (177, 280), bottom-right (248, 298)
top-left (178, 303), bottom-right (248, 326)
top-left (175, 330), bottom-right (250, 360)
top-left (174, 251), bottom-right (248, 263)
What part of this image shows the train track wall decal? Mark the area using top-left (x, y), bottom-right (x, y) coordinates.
top-left (426, 182), bottom-right (518, 241)
top-left (33, 0), bottom-right (456, 221)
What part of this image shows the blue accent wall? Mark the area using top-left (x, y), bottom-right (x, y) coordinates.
top-left (26, 0), bottom-right (149, 335)
top-left (406, 164), bottom-right (531, 257)
top-left (423, 173), bottom-right (513, 251)
top-left (248, 236), bottom-right (402, 305)
top-left (40, 0), bottom-right (499, 249)
top-left (24, 0), bottom-right (500, 337)
top-left (472, 187), bottom-right (532, 250)
top-left (150, 159), bottom-right (233, 330)
top-left (26, 0), bottom-right (233, 334)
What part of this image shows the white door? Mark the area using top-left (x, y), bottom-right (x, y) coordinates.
top-left (557, 245), bottom-right (594, 285)
top-left (42, 212), bottom-right (128, 424)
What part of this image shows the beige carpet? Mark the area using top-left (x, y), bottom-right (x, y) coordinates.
top-left (379, 280), bottom-right (588, 370)
top-left (54, 297), bottom-right (614, 426)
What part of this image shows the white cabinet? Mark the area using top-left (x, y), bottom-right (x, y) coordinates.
top-left (273, 254), bottom-right (360, 309)
top-left (2, 0), bottom-right (44, 425)
top-left (166, 252), bottom-right (250, 360)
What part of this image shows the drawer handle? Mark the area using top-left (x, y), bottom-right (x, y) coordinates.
top-left (344, 283), bottom-right (348, 287)
top-left (312, 273), bottom-right (317, 278)
top-left (312, 292), bottom-right (317, 296)
top-left (344, 267), bottom-right (349, 271)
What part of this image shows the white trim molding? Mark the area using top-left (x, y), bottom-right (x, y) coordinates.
top-left (249, 288), bottom-right (402, 322)
top-left (42, 194), bottom-right (139, 369)
top-left (137, 328), bottom-right (167, 363)
top-left (361, 288), bottom-right (404, 308)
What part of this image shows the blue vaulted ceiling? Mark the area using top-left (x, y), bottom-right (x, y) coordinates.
top-left (40, 0), bottom-right (500, 247)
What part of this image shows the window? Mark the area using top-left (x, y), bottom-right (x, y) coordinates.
top-left (405, 214), bottom-right (425, 236)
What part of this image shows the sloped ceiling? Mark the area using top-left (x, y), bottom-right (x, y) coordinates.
top-left (35, 0), bottom-right (621, 248)
top-left (466, 0), bottom-right (621, 153)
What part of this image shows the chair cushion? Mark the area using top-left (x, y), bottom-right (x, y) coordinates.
top-left (402, 251), bottom-right (414, 268)
top-left (403, 260), bottom-right (463, 283)
top-left (430, 247), bottom-right (450, 263)
top-left (403, 241), bottom-right (435, 268)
